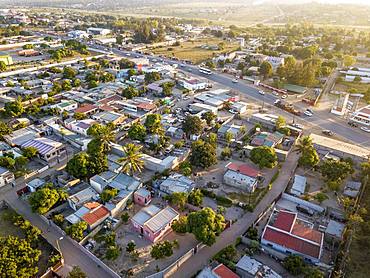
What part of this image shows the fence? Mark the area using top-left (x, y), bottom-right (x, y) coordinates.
top-left (23, 165), bottom-right (49, 180)
top-left (146, 243), bottom-right (206, 278)
top-left (38, 215), bottom-right (121, 278)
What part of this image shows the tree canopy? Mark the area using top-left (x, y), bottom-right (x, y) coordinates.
top-left (187, 207), bottom-right (225, 246)
top-left (128, 123), bottom-right (147, 142)
top-left (250, 146), bottom-right (278, 169)
top-left (182, 115), bottom-right (204, 136)
top-left (29, 183), bottom-right (68, 214)
top-left (190, 140), bottom-right (217, 169)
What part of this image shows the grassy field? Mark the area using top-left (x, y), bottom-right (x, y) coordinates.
top-left (151, 38), bottom-right (239, 64)
top-left (228, 187), bottom-right (268, 208)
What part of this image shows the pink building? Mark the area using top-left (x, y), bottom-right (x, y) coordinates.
top-left (131, 205), bottom-right (179, 242)
top-left (134, 188), bottom-right (152, 206)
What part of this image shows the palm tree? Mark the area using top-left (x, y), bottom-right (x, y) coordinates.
top-left (87, 123), bottom-right (115, 153)
top-left (118, 143), bottom-right (144, 175)
top-left (295, 135), bottom-right (313, 154)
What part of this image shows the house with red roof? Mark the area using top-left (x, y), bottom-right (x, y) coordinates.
top-left (261, 209), bottom-right (324, 263)
top-left (197, 263), bottom-right (239, 278)
top-left (224, 162), bottom-right (260, 192)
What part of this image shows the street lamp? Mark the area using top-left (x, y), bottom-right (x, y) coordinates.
top-left (56, 236), bottom-right (64, 261)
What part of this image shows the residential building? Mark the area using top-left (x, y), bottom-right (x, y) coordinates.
top-left (231, 101), bottom-right (248, 114)
top-left (82, 203), bottom-right (110, 230)
top-left (74, 104), bottom-right (99, 116)
top-left (0, 166), bottom-right (14, 188)
top-left (87, 27), bottom-right (111, 36)
top-left (68, 187), bottom-right (98, 211)
top-left (261, 210), bottom-right (324, 263)
top-left (224, 162), bottom-right (260, 192)
top-left (236, 255), bottom-right (281, 278)
top-left (3, 126), bottom-right (40, 146)
top-left (134, 188), bottom-right (152, 206)
top-left (67, 119), bottom-right (98, 136)
top-left (21, 137), bottom-right (67, 166)
top-left (67, 30), bottom-right (89, 39)
top-left (141, 154), bottom-right (180, 172)
top-left (251, 132), bottom-right (284, 148)
top-left (178, 78), bottom-right (208, 91)
top-left (249, 113), bottom-right (279, 131)
top-left (218, 123), bottom-right (245, 140)
top-left (92, 111), bottom-right (126, 125)
top-left (51, 100), bottom-right (78, 112)
top-left (26, 178), bottom-right (46, 193)
top-left (131, 205), bottom-right (179, 242)
top-left (290, 175), bottom-right (307, 197)
top-left (197, 263), bottom-right (239, 278)
top-left (189, 103), bottom-right (218, 114)
top-left (156, 173), bottom-right (195, 195)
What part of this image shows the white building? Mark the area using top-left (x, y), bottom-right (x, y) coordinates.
top-left (67, 119), bottom-right (97, 136)
top-left (67, 30), bottom-right (89, 39)
top-left (189, 102), bottom-right (218, 114)
top-left (87, 27), bottom-right (111, 36)
top-left (178, 78), bottom-right (208, 91)
top-left (349, 104), bottom-right (370, 126)
top-left (223, 162), bottom-right (259, 192)
top-left (0, 166), bottom-right (14, 188)
top-left (290, 175), bottom-right (307, 197)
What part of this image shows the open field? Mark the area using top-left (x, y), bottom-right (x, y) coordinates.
top-left (151, 38), bottom-right (239, 64)
top-left (334, 80), bottom-right (370, 104)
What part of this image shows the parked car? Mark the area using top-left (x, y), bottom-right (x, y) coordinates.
top-left (348, 121), bottom-right (358, 127)
top-left (304, 110), bottom-right (313, 117)
top-left (322, 130), bottom-right (334, 136)
top-left (229, 109), bottom-right (238, 114)
top-left (306, 108), bottom-right (314, 114)
top-left (272, 91), bottom-right (279, 96)
top-left (291, 123), bottom-right (304, 129)
top-left (259, 90), bottom-right (265, 95)
top-left (360, 126), bottom-right (370, 133)
top-left (232, 79), bottom-right (238, 83)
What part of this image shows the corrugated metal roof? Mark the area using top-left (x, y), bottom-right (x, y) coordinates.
top-left (144, 206), bottom-right (179, 233)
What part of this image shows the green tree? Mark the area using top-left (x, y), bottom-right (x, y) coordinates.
top-left (126, 241), bottom-right (136, 253)
top-left (250, 146), bottom-right (278, 169)
top-left (299, 147), bottom-right (319, 168)
top-left (5, 97), bottom-right (24, 117)
top-left (22, 146), bottom-right (38, 159)
top-left (87, 123), bottom-right (115, 153)
top-left (122, 86), bottom-right (139, 99)
top-left (304, 267), bottom-right (324, 278)
top-left (320, 159), bottom-right (354, 182)
top-left (63, 66), bottom-right (77, 79)
top-left (187, 208), bottom-right (225, 246)
top-left (182, 115), bottom-right (203, 136)
top-left (67, 266), bottom-right (87, 278)
top-left (221, 147), bottom-right (232, 160)
top-left (259, 61), bottom-right (273, 79)
top-left (190, 140), bottom-right (217, 169)
top-left (343, 55), bottom-right (356, 67)
top-left (201, 111), bottom-right (216, 125)
top-left (29, 184), bottom-right (67, 214)
top-left (53, 214), bottom-right (65, 226)
top-left (161, 82), bottom-right (174, 96)
top-left (296, 136), bottom-right (313, 154)
top-left (283, 255), bottom-right (306, 276)
top-left (172, 216), bottom-right (188, 233)
top-left (128, 123), bottom-right (146, 141)
top-left (0, 61), bottom-right (6, 72)
top-left (145, 72), bottom-right (161, 84)
top-left (106, 245), bottom-right (120, 260)
top-left (275, 116), bottom-right (286, 129)
top-left (179, 161), bottom-right (192, 176)
top-left (144, 114), bottom-right (163, 134)
top-left (73, 112), bottom-right (86, 120)
top-left (224, 131), bottom-right (233, 145)
top-left (150, 241), bottom-right (174, 259)
top-left (169, 192), bottom-right (188, 210)
top-left (0, 121), bottom-right (12, 140)
top-left (118, 143), bottom-right (144, 175)
top-left (14, 156), bottom-right (28, 170)
top-left (62, 80), bottom-right (72, 91)
top-left (100, 188), bottom-right (118, 203)
top-left (188, 189), bottom-right (203, 207)
top-left (66, 152), bottom-right (90, 179)
top-left (0, 235), bottom-right (41, 277)
top-left (66, 221), bottom-right (88, 241)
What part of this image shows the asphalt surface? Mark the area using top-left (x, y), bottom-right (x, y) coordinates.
top-left (99, 45), bottom-right (369, 148)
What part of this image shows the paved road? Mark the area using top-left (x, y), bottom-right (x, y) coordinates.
top-left (0, 164), bottom-right (117, 278)
top-left (99, 45), bottom-right (370, 148)
top-left (171, 151), bottom-right (300, 277)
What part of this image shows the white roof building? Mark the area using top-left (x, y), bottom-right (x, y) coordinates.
top-left (290, 175), bottom-right (307, 196)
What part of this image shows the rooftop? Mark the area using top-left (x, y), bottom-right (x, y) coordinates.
top-left (82, 205), bottom-right (110, 226)
top-left (225, 162), bottom-right (260, 178)
top-left (21, 137), bottom-right (63, 156)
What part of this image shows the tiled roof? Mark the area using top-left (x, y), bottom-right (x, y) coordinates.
top-left (82, 205), bottom-right (109, 226)
top-left (75, 104), bottom-right (98, 114)
top-left (263, 227), bottom-right (321, 259)
top-left (226, 162), bottom-right (259, 178)
top-left (292, 222), bottom-right (322, 244)
top-left (213, 264), bottom-right (239, 278)
top-left (137, 102), bottom-right (156, 110)
top-left (273, 210), bottom-right (296, 232)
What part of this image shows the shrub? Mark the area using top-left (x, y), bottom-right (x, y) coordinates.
top-left (121, 212), bottom-right (130, 223)
top-left (215, 195), bottom-right (233, 207)
top-left (172, 216), bottom-right (188, 233)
